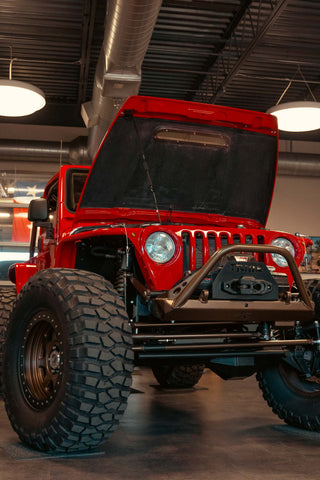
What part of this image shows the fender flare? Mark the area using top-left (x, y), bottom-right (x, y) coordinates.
top-left (10, 263), bottom-right (38, 294)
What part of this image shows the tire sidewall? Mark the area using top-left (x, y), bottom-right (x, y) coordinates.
top-left (4, 281), bottom-right (71, 432)
top-left (0, 287), bottom-right (17, 393)
top-left (258, 361), bottom-right (320, 419)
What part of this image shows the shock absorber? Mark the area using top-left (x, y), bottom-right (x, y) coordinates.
top-left (114, 248), bottom-right (132, 303)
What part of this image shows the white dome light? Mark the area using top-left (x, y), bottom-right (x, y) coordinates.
top-left (0, 79), bottom-right (46, 117)
top-left (267, 101), bottom-right (320, 132)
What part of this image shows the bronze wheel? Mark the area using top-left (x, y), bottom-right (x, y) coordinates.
top-left (278, 359), bottom-right (320, 395)
top-left (20, 311), bottom-right (64, 409)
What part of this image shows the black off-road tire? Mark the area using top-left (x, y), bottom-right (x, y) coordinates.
top-left (256, 279), bottom-right (320, 431)
top-left (0, 286), bottom-right (16, 393)
top-left (3, 269), bottom-right (133, 453)
top-left (257, 359), bottom-right (320, 431)
top-left (152, 364), bottom-right (205, 388)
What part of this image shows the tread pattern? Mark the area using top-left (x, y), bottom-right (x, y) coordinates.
top-left (152, 364), bottom-right (205, 388)
top-left (3, 269), bottom-right (133, 452)
top-left (0, 287), bottom-right (16, 393)
top-left (256, 366), bottom-right (320, 432)
top-left (257, 279), bottom-right (320, 432)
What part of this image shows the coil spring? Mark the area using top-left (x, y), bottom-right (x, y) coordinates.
top-left (114, 269), bottom-right (126, 298)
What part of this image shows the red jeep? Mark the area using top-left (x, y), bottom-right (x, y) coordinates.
top-left (0, 96), bottom-right (319, 453)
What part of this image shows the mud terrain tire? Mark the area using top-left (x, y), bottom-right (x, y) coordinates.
top-left (152, 364), bottom-right (205, 388)
top-left (0, 286), bottom-right (16, 393)
top-left (257, 279), bottom-right (320, 432)
top-left (3, 269), bottom-right (133, 453)
top-left (257, 359), bottom-right (320, 431)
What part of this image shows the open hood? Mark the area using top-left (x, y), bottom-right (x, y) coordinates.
top-left (76, 96), bottom-right (278, 228)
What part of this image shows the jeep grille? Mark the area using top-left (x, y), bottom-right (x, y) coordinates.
top-left (182, 231), bottom-right (265, 273)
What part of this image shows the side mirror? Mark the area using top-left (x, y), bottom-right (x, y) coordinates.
top-left (28, 199), bottom-right (53, 258)
top-left (28, 198), bottom-right (48, 222)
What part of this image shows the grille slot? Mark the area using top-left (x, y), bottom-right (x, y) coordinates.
top-left (233, 234), bottom-right (241, 244)
top-left (220, 234), bottom-right (228, 246)
top-left (182, 232), bottom-right (190, 273)
top-left (195, 233), bottom-right (203, 270)
top-left (208, 234), bottom-right (216, 256)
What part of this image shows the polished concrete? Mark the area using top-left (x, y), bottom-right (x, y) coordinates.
top-left (0, 367), bottom-right (320, 479)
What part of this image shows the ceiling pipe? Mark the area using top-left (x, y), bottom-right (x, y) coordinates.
top-left (0, 137), bottom-right (89, 165)
top-left (277, 152), bottom-right (320, 176)
top-left (81, 0), bottom-right (162, 160)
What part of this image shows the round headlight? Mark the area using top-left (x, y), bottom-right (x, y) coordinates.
top-left (271, 237), bottom-right (295, 267)
top-left (145, 232), bottom-right (175, 264)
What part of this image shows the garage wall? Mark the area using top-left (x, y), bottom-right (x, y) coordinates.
top-left (267, 175), bottom-right (320, 236)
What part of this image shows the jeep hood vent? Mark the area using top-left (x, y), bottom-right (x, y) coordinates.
top-left (77, 97), bottom-right (278, 228)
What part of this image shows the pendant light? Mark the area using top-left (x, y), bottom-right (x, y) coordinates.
top-left (0, 49), bottom-right (46, 117)
top-left (266, 67), bottom-right (320, 132)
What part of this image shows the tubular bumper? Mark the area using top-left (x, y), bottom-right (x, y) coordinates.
top-left (152, 244), bottom-right (314, 325)
top-left (132, 244), bottom-right (315, 363)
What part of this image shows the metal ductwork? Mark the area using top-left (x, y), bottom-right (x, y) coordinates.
top-left (81, 0), bottom-right (162, 160)
top-left (277, 153), bottom-right (320, 177)
top-left (0, 137), bottom-right (89, 175)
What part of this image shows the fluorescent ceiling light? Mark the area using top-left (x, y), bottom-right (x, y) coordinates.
top-left (267, 101), bottom-right (320, 132)
top-left (0, 79), bottom-right (46, 117)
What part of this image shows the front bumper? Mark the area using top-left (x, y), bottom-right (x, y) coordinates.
top-left (153, 297), bottom-right (313, 324)
top-left (153, 243), bottom-right (313, 323)
top-left (132, 244), bottom-right (315, 363)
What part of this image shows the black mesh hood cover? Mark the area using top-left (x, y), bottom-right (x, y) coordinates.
top-left (79, 115), bottom-right (277, 226)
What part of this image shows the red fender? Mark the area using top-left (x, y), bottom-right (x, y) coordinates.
top-left (11, 263), bottom-right (38, 294)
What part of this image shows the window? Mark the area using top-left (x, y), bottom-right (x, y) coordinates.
top-left (65, 169), bottom-right (89, 212)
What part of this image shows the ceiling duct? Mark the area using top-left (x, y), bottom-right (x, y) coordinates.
top-left (0, 137), bottom-right (89, 176)
top-left (277, 152), bottom-right (320, 177)
top-left (0, 137), bottom-right (89, 164)
top-left (81, 0), bottom-right (162, 160)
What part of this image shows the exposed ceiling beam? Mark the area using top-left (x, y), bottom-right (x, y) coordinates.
top-left (211, 0), bottom-right (290, 103)
top-left (188, 0), bottom-right (252, 100)
top-left (77, 0), bottom-right (97, 105)
top-left (161, 1), bottom-right (239, 13)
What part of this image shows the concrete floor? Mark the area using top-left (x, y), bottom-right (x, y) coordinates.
top-left (0, 367), bottom-right (320, 480)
